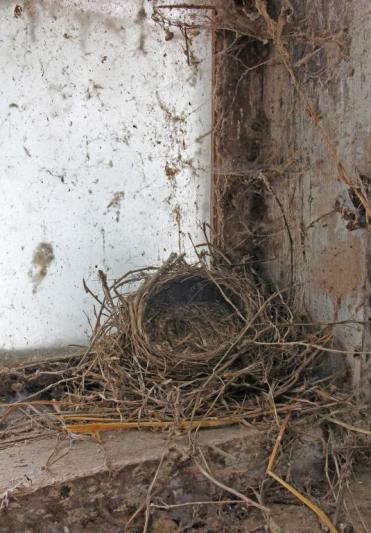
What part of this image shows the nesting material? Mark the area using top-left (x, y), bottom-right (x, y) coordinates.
top-left (53, 252), bottom-right (328, 426)
top-left (0, 251), bottom-right (333, 438)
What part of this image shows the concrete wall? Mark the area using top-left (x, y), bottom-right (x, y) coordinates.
top-left (0, 1), bottom-right (211, 360)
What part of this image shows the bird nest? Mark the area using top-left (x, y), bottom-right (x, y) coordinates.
top-left (60, 252), bottom-right (328, 425)
top-left (0, 252), bottom-right (332, 437)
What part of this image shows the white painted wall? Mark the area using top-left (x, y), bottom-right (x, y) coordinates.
top-left (0, 1), bottom-right (211, 358)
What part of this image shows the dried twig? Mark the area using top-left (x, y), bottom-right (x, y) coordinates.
top-left (325, 418), bottom-right (371, 436)
top-left (195, 462), bottom-right (269, 513)
top-left (151, 498), bottom-right (240, 509)
top-left (267, 415), bottom-right (338, 533)
top-left (143, 452), bottom-right (166, 533)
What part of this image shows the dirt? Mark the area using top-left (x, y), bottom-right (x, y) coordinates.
top-left (6, 485), bottom-right (370, 532)
top-left (310, 240), bottom-right (363, 304)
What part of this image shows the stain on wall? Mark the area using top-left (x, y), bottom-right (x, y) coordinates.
top-left (105, 191), bottom-right (125, 223)
top-left (28, 242), bottom-right (55, 294)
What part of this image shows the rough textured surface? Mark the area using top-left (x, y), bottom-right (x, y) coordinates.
top-left (213, 0), bottom-right (370, 399)
top-left (0, 0), bottom-right (211, 358)
top-left (262, 0), bottom-right (371, 397)
top-left (1, 426), bottom-right (370, 532)
top-left (0, 427), bottom-right (268, 532)
top-left (0, 428), bottom-right (264, 496)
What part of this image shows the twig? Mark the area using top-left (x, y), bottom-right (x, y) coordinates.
top-left (151, 498), bottom-right (240, 509)
top-left (65, 416), bottom-right (245, 438)
top-left (325, 418), bottom-right (371, 436)
top-left (143, 452), bottom-right (166, 533)
top-left (64, 404), bottom-right (305, 437)
top-left (98, 270), bottom-right (115, 309)
top-left (12, 377), bottom-right (76, 403)
top-left (252, 340), bottom-right (367, 355)
top-left (259, 172), bottom-right (294, 296)
top-left (195, 462), bottom-right (269, 513)
top-left (345, 483), bottom-right (369, 533)
top-left (266, 415), bottom-right (338, 533)
top-left (156, 3), bottom-right (216, 9)
top-left (124, 453), bottom-right (167, 532)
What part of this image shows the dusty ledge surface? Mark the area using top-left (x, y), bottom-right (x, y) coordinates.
top-left (0, 427), bottom-right (268, 532)
top-left (1, 427), bottom-right (370, 532)
top-left (1, 426), bottom-right (261, 494)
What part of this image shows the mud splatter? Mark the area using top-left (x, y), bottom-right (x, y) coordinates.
top-left (172, 204), bottom-right (183, 253)
top-left (165, 164), bottom-right (178, 179)
top-left (135, 3), bottom-right (147, 52)
top-left (14, 5), bottom-right (23, 18)
top-left (105, 191), bottom-right (125, 222)
top-left (29, 242), bottom-right (54, 294)
top-left (165, 163), bottom-right (179, 189)
top-left (156, 93), bottom-right (186, 125)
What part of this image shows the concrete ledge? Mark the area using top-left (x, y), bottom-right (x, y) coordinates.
top-left (0, 427), bottom-right (267, 532)
top-left (1, 427), bottom-right (370, 532)
top-left (0, 347), bottom-right (81, 367)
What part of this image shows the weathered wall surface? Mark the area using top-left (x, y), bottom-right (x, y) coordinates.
top-left (262, 0), bottom-right (370, 396)
top-left (0, 1), bottom-right (211, 359)
top-left (213, 0), bottom-right (370, 398)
